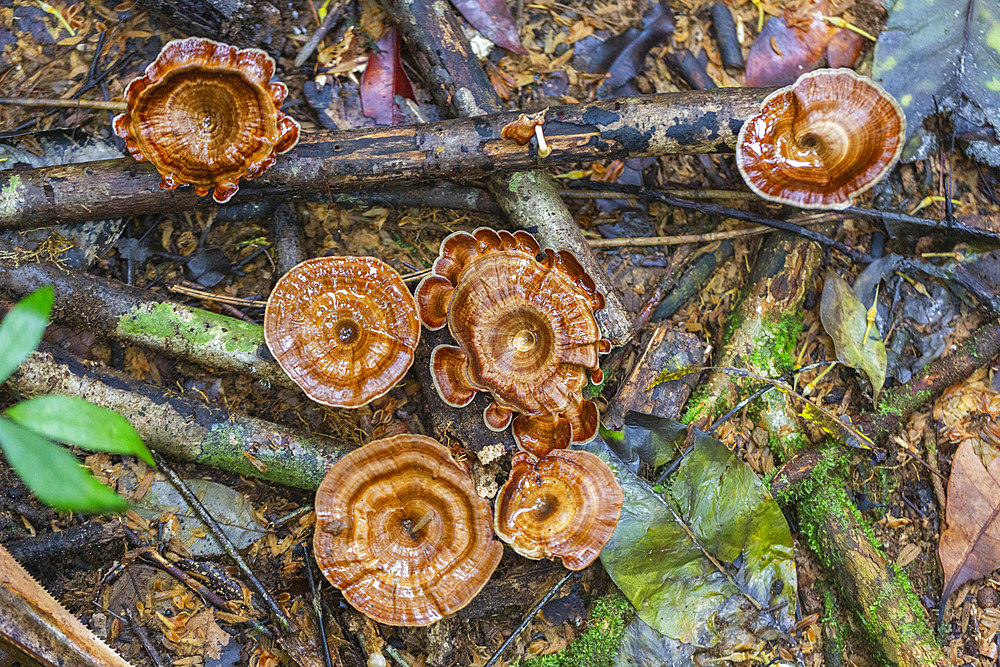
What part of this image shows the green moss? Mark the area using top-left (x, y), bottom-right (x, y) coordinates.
top-left (680, 384), bottom-right (712, 424)
top-left (747, 311), bottom-right (802, 376)
top-left (518, 593), bottom-right (632, 667)
top-left (117, 302), bottom-right (264, 354)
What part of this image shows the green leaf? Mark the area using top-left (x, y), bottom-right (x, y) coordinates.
top-left (0, 286), bottom-right (53, 385)
top-left (0, 418), bottom-right (127, 513)
top-left (873, 0), bottom-right (1000, 164)
top-left (577, 418), bottom-right (796, 651)
top-left (819, 270), bottom-right (887, 399)
top-left (5, 396), bottom-right (154, 466)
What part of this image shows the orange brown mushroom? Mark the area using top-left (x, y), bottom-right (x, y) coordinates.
top-left (415, 229), bottom-right (611, 457)
top-left (736, 68), bottom-right (905, 210)
top-left (113, 37), bottom-right (300, 204)
top-left (494, 450), bottom-right (622, 570)
top-left (313, 434), bottom-right (503, 626)
top-left (264, 256), bottom-right (420, 408)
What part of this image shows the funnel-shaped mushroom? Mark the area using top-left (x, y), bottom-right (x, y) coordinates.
top-left (737, 68), bottom-right (905, 210)
top-left (113, 37), bottom-right (300, 204)
top-left (264, 256), bottom-right (420, 408)
top-left (415, 229), bottom-right (611, 457)
top-left (494, 450), bottom-right (622, 570)
top-left (313, 434), bottom-right (503, 626)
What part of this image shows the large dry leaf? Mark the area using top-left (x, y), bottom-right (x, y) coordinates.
top-left (819, 269), bottom-right (887, 399)
top-left (940, 440), bottom-right (1000, 605)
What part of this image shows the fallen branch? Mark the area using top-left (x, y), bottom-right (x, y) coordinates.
top-left (384, 0), bottom-right (636, 343)
top-left (687, 232), bottom-right (945, 666)
top-left (0, 245), bottom-right (293, 389)
top-left (0, 89), bottom-right (769, 233)
top-left (11, 345), bottom-right (349, 489)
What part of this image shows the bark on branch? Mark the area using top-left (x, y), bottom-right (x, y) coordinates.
top-left (383, 0), bottom-right (634, 343)
top-left (0, 89), bottom-right (769, 233)
top-left (10, 345), bottom-right (350, 489)
top-left (687, 232), bottom-right (945, 666)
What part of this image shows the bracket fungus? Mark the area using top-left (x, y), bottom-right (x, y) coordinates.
top-left (313, 434), bottom-right (503, 626)
top-left (494, 450), bottom-right (622, 570)
top-left (113, 37), bottom-right (300, 204)
top-left (264, 256), bottom-right (420, 408)
top-left (415, 229), bottom-right (611, 457)
top-left (736, 68), bottom-right (905, 210)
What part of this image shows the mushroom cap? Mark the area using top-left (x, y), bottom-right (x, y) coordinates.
top-left (112, 37), bottom-right (300, 204)
top-left (264, 256), bottom-right (420, 408)
top-left (736, 68), bottom-right (905, 210)
top-left (494, 450), bottom-right (622, 570)
top-left (313, 434), bottom-right (503, 626)
top-left (415, 229), bottom-right (609, 456)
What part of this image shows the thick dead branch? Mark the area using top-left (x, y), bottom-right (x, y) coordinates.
top-left (10, 345), bottom-right (349, 489)
top-left (855, 317), bottom-right (1000, 444)
top-left (0, 89), bottom-right (769, 237)
top-left (0, 247), bottom-right (293, 389)
top-left (384, 0), bottom-right (634, 342)
top-left (689, 232), bottom-right (945, 666)
top-left (132, 0), bottom-right (281, 48)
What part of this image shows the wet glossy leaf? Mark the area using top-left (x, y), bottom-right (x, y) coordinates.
top-left (578, 416), bottom-right (796, 648)
top-left (819, 269), bottom-right (887, 398)
top-left (939, 440), bottom-right (1000, 608)
top-left (0, 418), bottom-right (126, 513)
top-left (449, 0), bottom-right (526, 54)
top-left (6, 395), bottom-right (154, 466)
top-left (873, 0), bottom-right (1000, 164)
top-left (360, 27), bottom-right (417, 126)
top-left (0, 286), bottom-right (53, 386)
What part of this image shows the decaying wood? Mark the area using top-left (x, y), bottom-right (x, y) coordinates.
top-left (0, 89), bottom-right (769, 236)
top-left (11, 345), bottom-right (351, 490)
top-left (692, 232), bottom-right (946, 666)
top-left (0, 247), bottom-right (293, 390)
top-left (855, 317), bottom-right (1000, 444)
top-left (384, 0), bottom-right (634, 343)
top-left (133, 0), bottom-right (282, 48)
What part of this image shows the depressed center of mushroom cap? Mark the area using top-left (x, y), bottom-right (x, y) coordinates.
top-left (335, 318), bottom-right (361, 344)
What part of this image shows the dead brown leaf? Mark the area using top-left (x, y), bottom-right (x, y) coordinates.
top-left (940, 440), bottom-right (1000, 606)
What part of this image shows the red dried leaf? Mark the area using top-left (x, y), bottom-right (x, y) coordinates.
top-left (449, 0), bottom-right (527, 54)
top-left (360, 27), bottom-right (416, 126)
top-left (826, 28), bottom-right (866, 69)
top-left (939, 440), bottom-right (1000, 607)
top-left (745, 2), bottom-right (831, 87)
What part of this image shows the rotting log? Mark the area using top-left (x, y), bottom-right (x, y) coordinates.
top-left (383, 0), bottom-right (633, 344)
top-left (0, 247), bottom-right (294, 390)
top-left (9, 345), bottom-right (349, 489)
top-left (686, 232), bottom-right (946, 666)
top-left (0, 89), bottom-right (770, 240)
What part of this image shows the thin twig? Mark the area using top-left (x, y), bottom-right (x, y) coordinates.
top-left (168, 283), bottom-right (267, 307)
top-left (0, 96), bottom-right (126, 111)
top-left (483, 571), bottom-right (574, 667)
top-left (304, 544), bottom-right (335, 667)
top-left (558, 188), bottom-right (756, 201)
top-left (294, 0), bottom-right (351, 68)
top-left (571, 182), bottom-right (873, 263)
top-left (152, 451), bottom-right (292, 630)
top-left (586, 219), bottom-right (826, 248)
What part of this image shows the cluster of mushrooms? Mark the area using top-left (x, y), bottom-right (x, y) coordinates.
top-left (263, 232), bottom-right (624, 626)
top-left (113, 37), bottom-right (907, 626)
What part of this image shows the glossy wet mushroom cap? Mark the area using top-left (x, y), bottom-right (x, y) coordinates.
top-left (494, 450), bottom-right (622, 570)
top-left (113, 37), bottom-right (300, 203)
top-left (313, 434), bottom-right (503, 626)
top-left (415, 229), bottom-right (610, 457)
top-left (264, 256), bottom-right (420, 408)
top-left (736, 68), bottom-right (905, 210)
